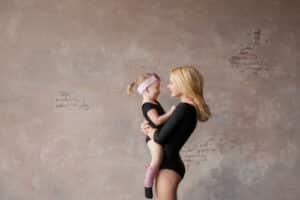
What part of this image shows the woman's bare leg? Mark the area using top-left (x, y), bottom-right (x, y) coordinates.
top-left (155, 169), bottom-right (182, 200)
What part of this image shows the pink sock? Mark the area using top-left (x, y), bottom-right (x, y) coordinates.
top-left (144, 166), bottom-right (158, 187)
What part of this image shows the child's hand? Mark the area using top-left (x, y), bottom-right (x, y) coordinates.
top-left (170, 105), bottom-right (176, 113)
top-left (141, 120), bottom-right (156, 138)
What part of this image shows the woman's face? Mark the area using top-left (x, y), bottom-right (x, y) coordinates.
top-left (147, 80), bottom-right (160, 99)
top-left (167, 78), bottom-right (181, 97)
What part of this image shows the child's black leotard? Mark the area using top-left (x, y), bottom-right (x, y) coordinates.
top-left (153, 102), bottom-right (197, 178)
top-left (142, 101), bottom-right (166, 143)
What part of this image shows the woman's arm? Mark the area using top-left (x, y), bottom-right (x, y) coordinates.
top-left (152, 104), bottom-right (185, 145)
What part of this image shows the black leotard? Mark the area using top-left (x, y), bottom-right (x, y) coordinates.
top-left (153, 102), bottom-right (197, 178)
top-left (142, 101), bottom-right (166, 143)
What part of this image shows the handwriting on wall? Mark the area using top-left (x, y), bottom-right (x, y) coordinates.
top-left (229, 29), bottom-right (272, 77)
top-left (55, 91), bottom-right (90, 111)
top-left (181, 135), bottom-right (225, 168)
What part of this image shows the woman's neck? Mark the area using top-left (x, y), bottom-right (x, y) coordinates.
top-left (180, 95), bottom-right (194, 105)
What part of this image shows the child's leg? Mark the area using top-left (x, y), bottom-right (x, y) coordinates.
top-left (144, 140), bottom-right (163, 198)
top-left (147, 139), bottom-right (163, 168)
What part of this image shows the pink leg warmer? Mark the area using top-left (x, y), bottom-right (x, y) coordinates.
top-left (144, 166), bottom-right (158, 187)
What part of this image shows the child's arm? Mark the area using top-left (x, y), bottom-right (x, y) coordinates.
top-left (146, 106), bottom-right (175, 126)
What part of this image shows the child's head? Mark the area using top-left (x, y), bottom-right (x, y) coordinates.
top-left (127, 73), bottom-right (161, 100)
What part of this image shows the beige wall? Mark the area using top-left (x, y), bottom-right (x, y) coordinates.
top-left (0, 0), bottom-right (299, 199)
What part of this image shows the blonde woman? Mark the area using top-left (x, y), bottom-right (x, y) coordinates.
top-left (141, 66), bottom-right (211, 200)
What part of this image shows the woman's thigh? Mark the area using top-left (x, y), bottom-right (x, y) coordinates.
top-left (155, 169), bottom-right (182, 200)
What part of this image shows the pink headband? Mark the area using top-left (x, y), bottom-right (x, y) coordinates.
top-left (137, 74), bottom-right (160, 94)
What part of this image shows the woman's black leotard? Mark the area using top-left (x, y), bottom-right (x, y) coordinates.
top-left (142, 101), bottom-right (166, 143)
top-left (153, 102), bottom-right (197, 178)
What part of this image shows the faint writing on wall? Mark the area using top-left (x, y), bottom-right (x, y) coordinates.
top-left (55, 91), bottom-right (89, 111)
top-left (181, 135), bottom-right (225, 168)
top-left (229, 29), bottom-right (272, 77)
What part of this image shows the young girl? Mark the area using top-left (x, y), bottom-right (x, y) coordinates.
top-left (127, 73), bottom-right (175, 199)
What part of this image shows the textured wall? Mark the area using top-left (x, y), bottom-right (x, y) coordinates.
top-left (0, 0), bottom-right (299, 199)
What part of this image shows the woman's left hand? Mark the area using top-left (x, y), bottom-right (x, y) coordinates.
top-left (141, 120), bottom-right (156, 139)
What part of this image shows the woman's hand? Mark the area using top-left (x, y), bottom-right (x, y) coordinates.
top-left (140, 120), bottom-right (156, 139)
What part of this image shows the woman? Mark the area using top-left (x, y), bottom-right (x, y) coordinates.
top-left (141, 66), bottom-right (211, 200)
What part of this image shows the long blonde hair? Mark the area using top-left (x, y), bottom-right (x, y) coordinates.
top-left (170, 66), bottom-right (211, 122)
top-left (127, 73), bottom-right (159, 95)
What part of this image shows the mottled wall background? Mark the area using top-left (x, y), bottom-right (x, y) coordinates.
top-left (0, 0), bottom-right (299, 199)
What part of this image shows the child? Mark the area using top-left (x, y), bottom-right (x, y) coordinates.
top-left (127, 73), bottom-right (175, 199)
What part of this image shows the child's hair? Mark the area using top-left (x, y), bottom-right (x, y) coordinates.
top-left (170, 66), bottom-right (211, 122)
top-left (127, 73), bottom-right (160, 96)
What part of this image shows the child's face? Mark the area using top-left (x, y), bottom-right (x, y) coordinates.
top-left (146, 81), bottom-right (160, 100)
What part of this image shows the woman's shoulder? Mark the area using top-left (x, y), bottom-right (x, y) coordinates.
top-left (174, 103), bottom-right (197, 123)
top-left (176, 102), bottom-right (197, 113)
top-left (177, 102), bottom-right (195, 108)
